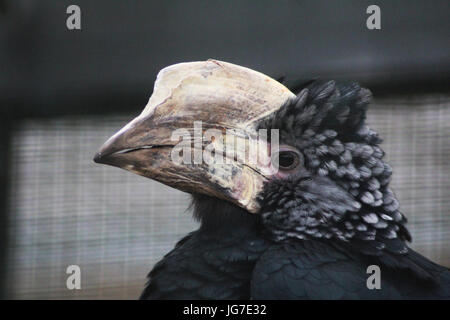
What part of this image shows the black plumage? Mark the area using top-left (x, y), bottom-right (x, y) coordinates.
top-left (140, 80), bottom-right (450, 300)
top-left (140, 195), bottom-right (268, 299)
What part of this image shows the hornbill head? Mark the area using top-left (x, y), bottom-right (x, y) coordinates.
top-left (94, 59), bottom-right (411, 252)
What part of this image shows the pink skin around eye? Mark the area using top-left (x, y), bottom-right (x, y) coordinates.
top-left (249, 141), bottom-right (302, 179)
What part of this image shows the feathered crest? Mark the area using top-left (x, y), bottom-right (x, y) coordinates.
top-left (258, 80), bottom-right (374, 143)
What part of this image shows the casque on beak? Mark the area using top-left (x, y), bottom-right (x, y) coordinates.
top-left (94, 59), bottom-right (294, 213)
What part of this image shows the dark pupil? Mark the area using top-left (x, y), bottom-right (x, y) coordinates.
top-left (279, 152), bottom-right (296, 168)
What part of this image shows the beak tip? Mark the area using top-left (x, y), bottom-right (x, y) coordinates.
top-left (93, 152), bottom-right (103, 164)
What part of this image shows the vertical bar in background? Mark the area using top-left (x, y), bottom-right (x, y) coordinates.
top-left (0, 117), bottom-right (11, 299)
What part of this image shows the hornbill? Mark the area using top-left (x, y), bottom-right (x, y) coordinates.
top-left (94, 60), bottom-right (450, 299)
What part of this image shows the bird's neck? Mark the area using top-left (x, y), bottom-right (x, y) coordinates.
top-left (190, 194), bottom-right (261, 234)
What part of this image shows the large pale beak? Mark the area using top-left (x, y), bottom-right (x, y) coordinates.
top-left (94, 59), bottom-right (294, 213)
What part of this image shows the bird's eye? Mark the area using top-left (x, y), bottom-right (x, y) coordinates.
top-left (279, 152), bottom-right (297, 169)
top-left (272, 146), bottom-right (303, 173)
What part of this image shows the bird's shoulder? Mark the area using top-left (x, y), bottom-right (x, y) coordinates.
top-left (251, 239), bottom-right (450, 299)
top-left (140, 229), bottom-right (269, 300)
top-left (251, 239), bottom-right (405, 299)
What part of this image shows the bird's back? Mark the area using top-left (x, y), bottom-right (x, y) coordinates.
top-left (251, 239), bottom-right (450, 299)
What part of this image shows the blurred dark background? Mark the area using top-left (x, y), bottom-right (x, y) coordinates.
top-left (0, 0), bottom-right (449, 299)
